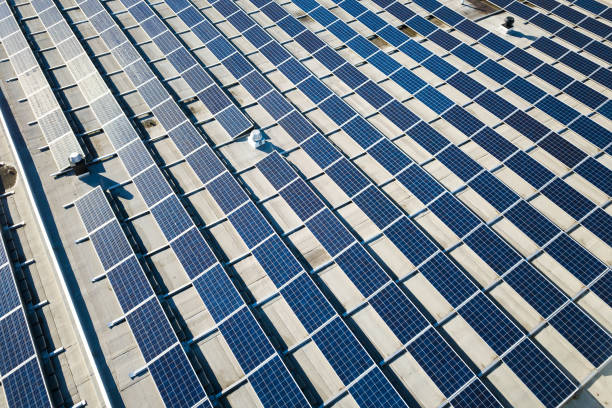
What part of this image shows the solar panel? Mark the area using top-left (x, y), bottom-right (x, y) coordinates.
top-left (281, 273), bottom-right (335, 333)
top-left (89, 221), bottom-right (132, 270)
top-left (249, 356), bottom-right (309, 408)
top-left (312, 318), bottom-right (372, 384)
top-left (436, 145), bottom-right (483, 181)
top-left (132, 166), bottom-right (173, 207)
top-left (126, 298), bottom-right (177, 362)
top-left (219, 307), bottom-right (275, 373)
top-left (325, 158), bottom-right (369, 197)
top-left (170, 227), bottom-right (217, 279)
top-left (252, 235), bottom-right (303, 287)
top-left (419, 253), bottom-right (477, 308)
top-left (148, 345), bottom-right (208, 407)
top-left (106, 256), bottom-right (154, 313)
top-left (503, 340), bottom-right (576, 408)
top-left (429, 193), bottom-right (480, 237)
top-left (349, 368), bottom-right (408, 408)
top-left (150, 195), bottom-right (193, 241)
top-left (186, 145), bottom-right (226, 185)
top-left (385, 217), bottom-right (438, 266)
top-left (353, 185), bottom-right (402, 229)
top-left (193, 264), bottom-right (243, 322)
top-left (407, 329), bottom-right (473, 396)
top-left (0, 309), bottom-right (35, 375)
top-left (306, 209), bottom-right (355, 256)
top-left (367, 138), bottom-right (412, 175)
top-left (334, 244), bottom-right (390, 297)
top-left (74, 188), bottom-right (114, 233)
top-left (206, 172), bottom-right (249, 214)
top-left (406, 122), bottom-right (450, 155)
top-left (469, 171), bottom-right (519, 212)
top-left (505, 202), bottom-right (559, 246)
top-left (450, 380), bottom-right (501, 408)
top-left (505, 262), bottom-right (566, 318)
top-left (3, 358), bottom-right (50, 408)
top-left (0, 265), bottom-right (21, 317)
top-left (279, 179), bottom-right (325, 220)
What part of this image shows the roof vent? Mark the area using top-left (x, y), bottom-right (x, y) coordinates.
top-left (69, 152), bottom-right (88, 177)
top-left (248, 129), bottom-right (266, 148)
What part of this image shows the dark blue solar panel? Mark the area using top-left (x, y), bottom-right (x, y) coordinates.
top-left (506, 202), bottom-right (559, 246)
top-left (220, 308), bottom-right (275, 373)
top-left (568, 116), bottom-right (612, 149)
top-left (442, 105), bottom-right (484, 136)
top-left (107, 256), bottom-right (153, 313)
top-left (538, 133), bottom-right (586, 168)
top-left (282, 273), bottom-right (335, 333)
top-left (390, 67), bottom-right (428, 93)
top-left (406, 121), bottom-right (450, 155)
top-left (451, 380), bottom-right (501, 408)
top-left (295, 30), bottom-right (326, 53)
top-left (197, 86), bottom-right (231, 115)
top-left (347, 36), bottom-right (378, 58)
top-left (368, 138), bottom-right (412, 175)
top-left (557, 26), bottom-right (592, 48)
top-left (583, 209), bottom-right (612, 247)
top-left (206, 172), bottom-right (249, 214)
top-left (342, 116), bottom-right (382, 149)
top-left (297, 77), bottom-right (332, 104)
top-left (505, 111), bottom-right (550, 143)
top-left (300, 133), bottom-right (342, 169)
top-left (396, 165), bottom-right (444, 205)
top-left (335, 244), bottom-right (390, 297)
top-left (334, 64), bottom-right (368, 89)
top-left (575, 158), bottom-right (612, 196)
top-left (470, 171), bottom-right (519, 212)
top-left (407, 329), bottom-right (473, 396)
top-left (505, 262), bottom-right (566, 318)
top-left (478, 60), bottom-right (515, 85)
top-left (504, 340), bottom-right (576, 408)
top-left (193, 264), bottom-right (242, 322)
top-left (306, 209), bottom-right (355, 256)
top-left (437, 145), bottom-right (483, 181)
top-left (280, 179), bottom-right (325, 220)
top-left (541, 179), bottom-right (595, 220)
top-left (447, 72), bottom-right (486, 99)
top-left (325, 158), bottom-right (369, 197)
top-left (480, 33), bottom-right (514, 55)
top-left (580, 17), bottom-right (612, 38)
top-left (367, 51), bottom-right (402, 75)
top-left (0, 265), bottom-right (19, 317)
top-left (328, 20), bottom-right (358, 42)
top-left (505, 151), bottom-right (554, 189)
top-left (421, 55), bottom-right (457, 80)
top-left (319, 95), bottom-right (355, 125)
top-left (0, 309), bottom-right (34, 375)
top-left (90, 221), bottom-right (132, 271)
top-left (170, 227), bottom-right (217, 279)
top-left (459, 293), bottom-right (522, 355)
top-left (476, 90), bottom-right (516, 119)
top-left (150, 195), bottom-right (193, 241)
top-left (505, 48), bottom-right (542, 72)
top-left (456, 19), bottom-right (488, 39)
top-left (546, 234), bottom-right (606, 285)
top-left (132, 166), bottom-right (173, 206)
top-left (370, 284), bottom-right (428, 344)
top-left (244, 25), bottom-right (273, 48)
top-left (465, 226), bottom-right (521, 275)
top-left (506, 1), bottom-right (537, 18)
top-left (350, 368), bottom-right (408, 408)
top-left (148, 345), bottom-right (207, 407)
top-left (550, 303), bottom-right (612, 367)
top-left (257, 152), bottom-right (295, 190)
top-left (536, 95), bottom-right (580, 125)
top-left (259, 91), bottom-right (293, 120)
top-left (416, 85), bottom-right (454, 114)
top-left (385, 217), bottom-right (438, 266)
top-left (354, 185), bottom-right (402, 229)
top-left (429, 193), bottom-right (480, 237)
top-left (531, 13), bottom-right (563, 33)
top-left (591, 273), bottom-right (611, 307)
top-left (565, 81), bottom-right (607, 110)
top-left (560, 51), bottom-right (599, 76)
top-left (279, 111), bottom-right (318, 143)
top-left (312, 318), bottom-right (372, 384)
top-left (315, 46), bottom-right (346, 71)
top-left (240, 72), bottom-right (273, 99)
top-left (378, 25), bottom-right (408, 47)
top-left (3, 358), bottom-right (50, 408)
top-left (224, 53), bottom-right (253, 79)
top-left (472, 127), bottom-right (517, 161)
top-left (186, 145), bottom-right (226, 185)
top-left (531, 37), bottom-right (567, 59)
top-left (355, 81), bottom-right (393, 110)
top-left (249, 356), bottom-right (309, 408)
top-left (380, 100), bottom-right (420, 132)
top-left (253, 235), bottom-right (303, 287)
top-left (407, 15), bottom-right (437, 36)
top-left (428, 29), bottom-right (461, 51)
top-left (228, 202), bottom-right (274, 248)
top-left (399, 40), bottom-right (432, 62)
top-left (419, 254), bottom-right (477, 308)
top-left (181, 65), bottom-right (214, 93)
top-left (127, 299), bottom-right (176, 362)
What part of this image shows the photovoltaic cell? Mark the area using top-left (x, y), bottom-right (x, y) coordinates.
top-left (306, 210), bottom-right (355, 256)
top-left (106, 256), bottom-right (153, 313)
top-left (193, 264), bottom-right (242, 322)
top-left (252, 235), bottom-right (303, 287)
top-left (206, 172), bottom-right (249, 214)
top-left (150, 195), bottom-right (193, 241)
top-left (228, 202), bottom-right (274, 248)
top-left (3, 358), bottom-right (50, 408)
top-left (126, 298), bottom-right (176, 362)
top-left (89, 221), bottom-right (132, 271)
top-left (281, 273), bottom-right (335, 333)
top-left (170, 227), bottom-right (217, 279)
top-left (350, 369), bottom-right (408, 408)
top-left (249, 356), bottom-right (309, 408)
top-left (335, 244), bottom-right (390, 297)
top-left (0, 309), bottom-right (34, 375)
top-left (385, 217), bottom-right (438, 266)
top-left (428, 193), bottom-right (480, 237)
top-left (419, 254), bottom-right (477, 308)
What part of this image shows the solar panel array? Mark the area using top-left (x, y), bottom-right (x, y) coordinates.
top-left (0, 213), bottom-right (51, 407)
top-left (0, 2), bottom-right (83, 170)
top-left (2, 0), bottom-right (611, 405)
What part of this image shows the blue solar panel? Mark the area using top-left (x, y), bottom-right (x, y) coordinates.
top-left (193, 264), bottom-right (242, 322)
top-left (370, 284), bottom-right (428, 344)
top-left (590, 273), bottom-right (611, 307)
top-left (396, 165), bottom-right (444, 205)
top-left (314, 46), bottom-right (345, 71)
top-left (406, 122), bottom-right (449, 155)
top-left (320, 95), bottom-right (355, 125)
top-left (582, 209), bottom-right (612, 247)
top-left (465, 226), bottom-right (521, 275)
top-left (170, 227), bottom-right (217, 279)
top-left (380, 100), bottom-right (420, 132)
top-left (407, 329), bottom-right (473, 396)
top-left (325, 158), bottom-right (369, 197)
top-left (437, 145), bottom-right (482, 181)
top-left (506, 202), bottom-right (559, 246)
top-left (456, 19), bottom-right (488, 40)
top-left (419, 254), bottom-right (477, 308)
top-left (257, 152), bottom-right (295, 190)
top-left (442, 105), bottom-right (484, 136)
top-left (106, 256), bottom-right (153, 313)
top-left (297, 77), bottom-right (332, 104)
top-left (166, 122), bottom-right (203, 157)
top-left (472, 127), bottom-right (517, 161)
top-left (354, 185), bottom-right (402, 229)
top-left (447, 72), bottom-right (486, 99)
top-left (75, 188), bottom-right (114, 233)
top-left (127, 298), bottom-right (176, 362)
top-left (3, 358), bottom-right (50, 408)
top-left (541, 179), bottom-right (595, 221)
top-left (385, 217), bottom-right (438, 266)
top-left (421, 55), bottom-right (458, 80)
top-left (186, 145), bottom-right (225, 185)
top-left (546, 234), bottom-right (606, 285)
top-left (89, 221), bottom-right (132, 271)
top-left (334, 64), bottom-right (368, 89)
top-left (347, 36), bottom-right (378, 58)
top-left (280, 179), bottom-right (325, 220)
top-left (206, 172), bottom-right (249, 214)
top-left (228, 202), bottom-right (274, 248)
top-left (429, 193), bottom-right (480, 237)
top-left (252, 235), bottom-right (303, 287)
top-left (428, 29), bottom-right (461, 51)
top-left (568, 116), bottom-right (612, 149)
top-left (504, 340), bottom-right (576, 408)
top-left (181, 66), bottom-right (214, 94)
top-left (367, 138), bottom-right (412, 175)
top-left (0, 265), bottom-right (20, 317)
top-left (469, 171), bottom-right (519, 212)
top-left (350, 368), bottom-right (408, 408)
top-left (335, 244), bottom-right (390, 297)
top-left (240, 71), bottom-right (274, 99)
top-left (259, 91), bottom-right (293, 120)
top-left (0, 309), bottom-right (34, 375)
top-left (148, 345), bottom-right (207, 407)
top-left (415, 86), bottom-right (454, 114)
top-left (451, 380), bottom-right (501, 408)
top-left (479, 33), bottom-right (514, 55)
top-left (281, 273), bottom-right (335, 333)
top-left (505, 262), bottom-right (566, 318)
top-left (459, 293), bottom-right (522, 355)
top-left (249, 356), bottom-right (309, 408)
top-left (476, 90), bottom-right (516, 119)
top-left (150, 195), bottom-right (193, 241)
top-left (538, 133), bottom-right (586, 168)
top-left (278, 111), bottom-right (318, 143)
top-left (219, 307), bottom-right (275, 373)
top-left (132, 166), bottom-right (172, 207)
top-left (342, 116), bottom-right (382, 149)
top-left (306, 209), bottom-right (355, 256)
top-left (505, 151), bottom-right (554, 189)
top-left (197, 86), bottom-right (231, 115)
top-left (355, 81), bottom-right (393, 110)
top-left (575, 158), bottom-right (612, 196)
top-left (478, 60), bottom-right (515, 85)
top-left (312, 318), bottom-right (372, 384)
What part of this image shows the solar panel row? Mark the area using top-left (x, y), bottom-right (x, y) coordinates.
top-left (0, 6), bottom-right (83, 170)
top-left (0, 199), bottom-right (51, 407)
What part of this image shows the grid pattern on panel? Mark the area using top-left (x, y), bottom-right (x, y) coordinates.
top-left (2, 358), bottom-right (50, 408)
top-left (126, 299), bottom-right (176, 362)
top-left (251, 235), bottom-right (303, 287)
top-left (334, 244), bottom-right (390, 298)
top-left (281, 273), bottom-right (335, 333)
top-left (106, 256), bottom-right (153, 313)
top-left (192, 264), bottom-right (243, 322)
top-left (349, 368), bottom-right (407, 408)
top-left (0, 265), bottom-right (21, 317)
top-left (0, 310), bottom-right (35, 375)
top-left (306, 209), bottom-right (355, 256)
top-left (89, 221), bottom-right (132, 270)
top-left (248, 356), bottom-right (309, 408)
